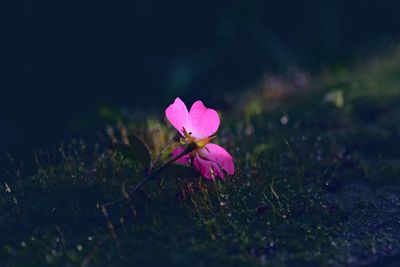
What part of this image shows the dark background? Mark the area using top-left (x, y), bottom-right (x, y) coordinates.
top-left (1, 0), bottom-right (400, 169)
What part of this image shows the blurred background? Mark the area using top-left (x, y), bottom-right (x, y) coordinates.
top-left (1, 0), bottom-right (400, 169)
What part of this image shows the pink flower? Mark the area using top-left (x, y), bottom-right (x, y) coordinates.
top-left (165, 97), bottom-right (235, 180)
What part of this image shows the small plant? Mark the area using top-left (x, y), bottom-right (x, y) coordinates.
top-left (110, 97), bottom-right (235, 204)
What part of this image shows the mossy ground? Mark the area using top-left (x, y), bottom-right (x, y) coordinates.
top-left (2, 49), bottom-right (400, 267)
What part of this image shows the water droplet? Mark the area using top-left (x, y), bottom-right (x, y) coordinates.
top-left (88, 236), bottom-right (93, 241)
top-left (76, 244), bottom-right (83, 251)
top-left (280, 115), bottom-right (289, 125)
top-left (219, 201), bottom-right (228, 208)
top-left (20, 241), bottom-right (26, 248)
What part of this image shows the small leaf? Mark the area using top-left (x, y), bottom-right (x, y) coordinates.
top-left (128, 135), bottom-right (151, 167)
top-left (114, 135), bottom-right (151, 167)
top-left (115, 144), bottom-right (136, 160)
top-left (159, 164), bottom-right (197, 178)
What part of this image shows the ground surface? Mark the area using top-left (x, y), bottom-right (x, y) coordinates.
top-left (1, 50), bottom-right (400, 266)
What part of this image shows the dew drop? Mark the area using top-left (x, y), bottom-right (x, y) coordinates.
top-left (219, 201), bottom-right (228, 208)
top-left (280, 115), bottom-right (289, 125)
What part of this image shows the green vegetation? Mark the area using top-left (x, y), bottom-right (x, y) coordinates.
top-left (2, 49), bottom-right (400, 266)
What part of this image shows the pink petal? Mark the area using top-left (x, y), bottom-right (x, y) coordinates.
top-left (189, 100), bottom-right (220, 138)
top-left (199, 143), bottom-right (235, 175)
top-left (165, 98), bottom-right (190, 136)
top-left (171, 146), bottom-right (191, 165)
top-left (193, 156), bottom-right (223, 180)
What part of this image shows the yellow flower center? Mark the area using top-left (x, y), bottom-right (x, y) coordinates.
top-left (181, 127), bottom-right (215, 149)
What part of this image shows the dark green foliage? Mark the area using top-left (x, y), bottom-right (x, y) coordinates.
top-left (115, 134), bottom-right (151, 167)
top-left (2, 54), bottom-right (400, 266)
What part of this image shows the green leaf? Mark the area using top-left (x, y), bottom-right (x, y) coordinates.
top-left (128, 135), bottom-right (151, 166)
top-left (114, 135), bottom-right (151, 167)
top-left (115, 144), bottom-right (136, 160)
top-left (159, 164), bottom-right (198, 178)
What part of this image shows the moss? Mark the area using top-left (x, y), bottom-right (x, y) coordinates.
top-left (2, 50), bottom-right (400, 266)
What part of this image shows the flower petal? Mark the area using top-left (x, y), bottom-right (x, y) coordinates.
top-left (189, 100), bottom-right (220, 138)
top-left (171, 146), bottom-right (191, 165)
top-left (193, 156), bottom-right (223, 180)
top-left (165, 98), bottom-right (190, 136)
top-left (199, 143), bottom-right (235, 175)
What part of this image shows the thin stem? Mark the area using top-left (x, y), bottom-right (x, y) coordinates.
top-left (149, 138), bottom-right (176, 172)
top-left (81, 234), bottom-right (111, 267)
top-left (131, 143), bottom-right (195, 195)
top-left (150, 143), bottom-right (195, 177)
top-left (129, 175), bottom-right (151, 195)
top-left (102, 176), bottom-right (151, 209)
top-left (102, 143), bottom-right (196, 209)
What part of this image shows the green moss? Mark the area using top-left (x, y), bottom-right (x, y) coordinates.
top-left (2, 51), bottom-right (400, 266)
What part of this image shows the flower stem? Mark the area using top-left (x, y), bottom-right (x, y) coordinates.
top-left (148, 138), bottom-right (176, 172)
top-left (150, 143), bottom-right (196, 177)
top-left (102, 143), bottom-right (196, 209)
top-left (130, 144), bottom-right (195, 196)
